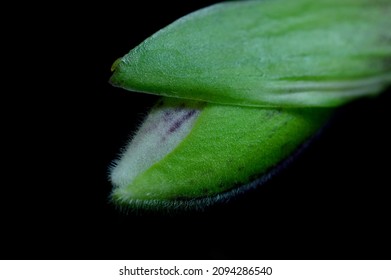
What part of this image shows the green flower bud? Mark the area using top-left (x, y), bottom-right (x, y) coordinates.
top-left (109, 0), bottom-right (391, 211)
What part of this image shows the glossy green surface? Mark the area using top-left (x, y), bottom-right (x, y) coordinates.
top-left (111, 0), bottom-right (391, 107)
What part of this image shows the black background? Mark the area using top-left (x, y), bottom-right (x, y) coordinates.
top-left (3, 1), bottom-right (390, 260)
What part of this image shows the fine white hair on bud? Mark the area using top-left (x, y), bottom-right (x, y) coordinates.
top-left (110, 99), bottom-right (202, 191)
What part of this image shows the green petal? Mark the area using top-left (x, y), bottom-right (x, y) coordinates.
top-left (110, 0), bottom-right (391, 107)
top-left (110, 97), bottom-right (332, 210)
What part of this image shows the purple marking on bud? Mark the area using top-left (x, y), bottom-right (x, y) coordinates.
top-left (168, 110), bottom-right (197, 134)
